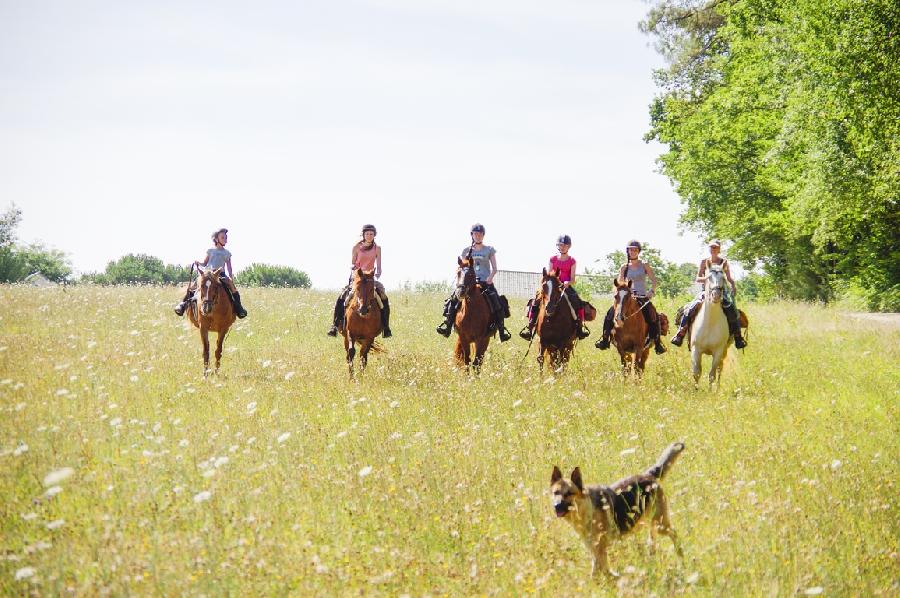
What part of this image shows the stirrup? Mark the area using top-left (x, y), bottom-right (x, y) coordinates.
top-left (519, 327), bottom-right (533, 341)
top-left (576, 324), bottom-right (590, 340)
top-left (498, 327), bottom-right (512, 342)
top-left (436, 322), bottom-right (452, 337)
top-left (595, 338), bottom-right (610, 350)
top-left (382, 327), bottom-right (392, 338)
top-left (734, 336), bottom-right (747, 349)
top-left (327, 325), bottom-right (339, 337)
top-left (654, 341), bottom-right (667, 354)
top-left (670, 331), bottom-right (685, 346)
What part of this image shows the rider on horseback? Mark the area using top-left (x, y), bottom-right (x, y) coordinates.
top-left (174, 228), bottom-right (248, 319)
top-left (327, 224), bottom-right (392, 338)
top-left (519, 234), bottom-right (590, 341)
top-left (436, 223), bottom-right (512, 342)
top-left (595, 240), bottom-right (666, 354)
top-left (670, 240), bottom-right (746, 349)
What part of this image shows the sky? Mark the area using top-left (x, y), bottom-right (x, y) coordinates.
top-left (0, 0), bottom-right (714, 290)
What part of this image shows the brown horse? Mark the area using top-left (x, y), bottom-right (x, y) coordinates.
top-left (343, 268), bottom-right (383, 377)
top-left (185, 266), bottom-right (236, 375)
top-left (609, 278), bottom-right (650, 376)
top-left (535, 269), bottom-right (578, 373)
top-left (453, 257), bottom-right (492, 373)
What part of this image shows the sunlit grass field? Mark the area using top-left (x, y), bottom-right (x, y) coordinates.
top-left (1, 285), bottom-right (897, 596)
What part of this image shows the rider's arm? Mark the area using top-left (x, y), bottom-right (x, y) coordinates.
top-left (226, 257), bottom-right (234, 279)
top-left (644, 262), bottom-right (657, 296)
top-left (487, 251), bottom-right (497, 284)
top-left (197, 251), bottom-right (210, 267)
top-left (695, 260), bottom-right (706, 283)
top-left (568, 260), bottom-right (576, 286)
top-left (350, 243), bottom-right (359, 269)
top-left (723, 260), bottom-right (737, 295)
top-left (617, 264), bottom-right (628, 285)
top-left (375, 246), bottom-right (382, 279)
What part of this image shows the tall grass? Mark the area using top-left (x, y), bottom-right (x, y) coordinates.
top-left (1, 286), bottom-right (897, 595)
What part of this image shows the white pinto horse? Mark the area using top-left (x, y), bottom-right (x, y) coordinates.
top-left (690, 266), bottom-right (732, 384)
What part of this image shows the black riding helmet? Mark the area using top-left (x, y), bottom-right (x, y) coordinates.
top-left (471, 223), bottom-right (485, 234)
top-left (361, 224), bottom-right (377, 236)
top-left (626, 239), bottom-right (642, 252)
top-left (557, 234), bottom-right (572, 246)
top-left (212, 228), bottom-right (228, 243)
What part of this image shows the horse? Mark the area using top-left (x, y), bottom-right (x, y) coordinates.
top-left (343, 268), bottom-right (383, 377)
top-left (690, 266), bottom-right (731, 384)
top-left (452, 256), bottom-right (493, 373)
top-left (185, 266), bottom-right (236, 375)
top-left (534, 269), bottom-right (578, 373)
top-left (609, 278), bottom-right (651, 376)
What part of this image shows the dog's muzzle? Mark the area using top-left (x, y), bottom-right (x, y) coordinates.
top-left (554, 502), bottom-right (570, 517)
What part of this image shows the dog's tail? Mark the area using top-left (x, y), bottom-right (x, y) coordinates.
top-left (646, 441), bottom-right (685, 480)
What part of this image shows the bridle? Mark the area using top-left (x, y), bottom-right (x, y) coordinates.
top-left (541, 274), bottom-right (563, 320)
top-left (705, 268), bottom-right (726, 304)
top-left (613, 283), bottom-right (643, 326)
top-left (199, 267), bottom-right (223, 316)
top-left (354, 272), bottom-right (376, 316)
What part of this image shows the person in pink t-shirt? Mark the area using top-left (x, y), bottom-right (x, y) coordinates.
top-left (519, 234), bottom-right (590, 340)
top-left (327, 224), bottom-right (392, 338)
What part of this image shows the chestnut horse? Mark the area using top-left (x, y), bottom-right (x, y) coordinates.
top-left (343, 268), bottom-right (383, 377)
top-left (453, 256), bottom-right (492, 373)
top-left (534, 269), bottom-right (578, 373)
top-left (185, 266), bottom-right (236, 375)
top-left (609, 279), bottom-right (651, 376)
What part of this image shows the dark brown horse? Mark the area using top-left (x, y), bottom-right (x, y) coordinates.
top-left (185, 266), bottom-right (236, 375)
top-left (343, 268), bottom-right (383, 377)
top-left (453, 257), bottom-right (492, 373)
top-left (535, 269), bottom-right (578, 373)
top-left (609, 278), bottom-right (650, 376)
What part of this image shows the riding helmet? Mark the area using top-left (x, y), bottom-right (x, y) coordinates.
top-left (361, 224), bottom-right (377, 236)
top-left (557, 234), bottom-right (572, 246)
top-left (211, 228), bottom-right (229, 242)
top-left (708, 239), bottom-right (721, 248)
top-left (626, 239), bottom-right (642, 252)
top-left (470, 223), bottom-right (486, 234)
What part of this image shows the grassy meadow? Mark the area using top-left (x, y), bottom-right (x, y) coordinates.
top-left (1, 285), bottom-right (897, 596)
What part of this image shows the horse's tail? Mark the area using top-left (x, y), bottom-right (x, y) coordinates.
top-left (369, 341), bottom-right (385, 354)
top-left (646, 442), bottom-right (685, 480)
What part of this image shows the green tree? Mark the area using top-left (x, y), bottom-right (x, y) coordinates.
top-left (580, 244), bottom-right (695, 299)
top-left (235, 264), bottom-right (311, 288)
top-left (642, 0), bottom-right (900, 310)
top-left (0, 204), bottom-right (72, 283)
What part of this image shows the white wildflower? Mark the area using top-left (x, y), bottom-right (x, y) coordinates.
top-left (55, 388), bottom-right (69, 396)
top-left (804, 588), bottom-right (824, 596)
top-left (44, 486), bottom-right (63, 498)
top-left (193, 491), bottom-right (212, 503)
top-left (14, 567), bottom-right (35, 581)
top-left (620, 448), bottom-right (637, 456)
top-left (284, 371), bottom-right (295, 380)
top-left (46, 519), bottom-right (65, 530)
top-left (13, 444), bottom-right (29, 456)
top-left (358, 466), bottom-right (373, 478)
top-left (830, 460), bottom-right (841, 470)
top-left (277, 432), bottom-right (290, 444)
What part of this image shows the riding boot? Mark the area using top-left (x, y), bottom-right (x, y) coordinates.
top-left (173, 289), bottom-right (193, 316)
top-left (232, 292), bottom-right (248, 319)
top-left (724, 303), bottom-right (747, 348)
top-left (595, 308), bottom-right (614, 349)
top-left (436, 296), bottom-right (459, 337)
top-left (380, 298), bottom-right (392, 338)
top-left (575, 308), bottom-right (590, 340)
top-left (484, 287), bottom-right (511, 341)
top-left (496, 314), bottom-right (512, 342)
top-left (519, 301), bottom-right (538, 340)
top-left (670, 300), bottom-right (701, 346)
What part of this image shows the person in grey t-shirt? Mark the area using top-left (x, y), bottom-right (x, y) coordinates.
top-left (435, 223), bottom-right (511, 342)
top-left (174, 228), bottom-right (248, 318)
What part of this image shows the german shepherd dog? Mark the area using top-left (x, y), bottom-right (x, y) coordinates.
top-left (550, 442), bottom-right (685, 579)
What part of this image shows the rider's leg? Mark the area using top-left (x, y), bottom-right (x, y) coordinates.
top-left (327, 286), bottom-right (350, 336)
top-left (223, 276), bottom-right (248, 319)
top-left (595, 307), bottom-right (614, 349)
top-left (565, 286), bottom-right (590, 340)
top-left (173, 280), bottom-right (195, 316)
top-left (642, 299), bottom-right (666, 354)
top-left (483, 283), bottom-right (511, 342)
top-left (436, 291), bottom-right (460, 337)
top-left (723, 300), bottom-right (747, 348)
top-left (377, 284), bottom-right (392, 338)
top-left (671, 297), bottom-right (702, 346)
top-left (519, 296), bottom-right (539, 340)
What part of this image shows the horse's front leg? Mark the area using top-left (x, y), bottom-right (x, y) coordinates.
top-left (345, 334), bottom-right (356, 378)
top-left (200, 325), bottom-right (211, 376)
top-left (709, 348), bottom-right (724, 386)
top-left (214, 330), bottom-right (226, 373)
top-left (473, 337), bottom-right (489, 375)
top-left (691, 346), bottom-right (702, 383)
top-left (359, 339), bottom-right (372, 372)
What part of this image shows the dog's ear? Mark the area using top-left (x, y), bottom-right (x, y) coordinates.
top-left (570, 467), bottom-right (584, 492)
top-left (551, 466), bottom-right (562, 485)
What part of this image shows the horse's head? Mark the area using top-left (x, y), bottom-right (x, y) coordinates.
top-left (198, 266), bottom-right (224, 316)
top-left (540, 268), bottom-right (563, 317)
top-left (455, 256), bottom-right (477, 298)
top-left (351, 268), bottom-right (376, 316)
top-left (704, 266), bottom-right (726, 304)
top-left (612, 277), bottom-right (635, 326)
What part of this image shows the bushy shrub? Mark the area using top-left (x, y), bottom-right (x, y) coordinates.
top-left (235, 263), bottom-right (311, 288)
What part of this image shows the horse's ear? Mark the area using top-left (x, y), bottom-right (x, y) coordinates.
top-left (542, 267), bottom-right (547, 276)
top-left (612, 277), bottom-right (618, 288)
top-left (355, 267), bottom-right (363, 278)
top-left (458, 257), bottom-right (463, 267)
top-left (627, 279), bottom-right (632, 288)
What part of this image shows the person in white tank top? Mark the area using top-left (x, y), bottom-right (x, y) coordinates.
top-left (595, 239), bottom-right (666, 354)
top-left (174, 228), bottom-right (247, 318)
top-left (327, 224), bottom-right (392, 338)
